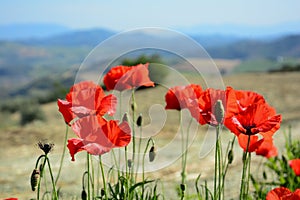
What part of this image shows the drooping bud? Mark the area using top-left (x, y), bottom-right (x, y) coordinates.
top-left (136, 114), bottom-right (143, 127)
top-left (228, 149), bottom-right (234, 164)
top-left (214, 100), bottom-right (225, 124)
top-left (122, 113), bottom-right (128, 123)
top-left (149, 146), bottom-right (156, 162)
top-left (30, 169), bottom-right (40, 191)
top-left (81, 189), bottom-right (87, 200)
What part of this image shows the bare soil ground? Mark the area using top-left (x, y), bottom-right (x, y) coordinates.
top-left (1, 72), bottom-right (300, 199)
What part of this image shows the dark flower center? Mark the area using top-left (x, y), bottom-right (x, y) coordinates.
top-left (38, 141), bottom-right (54, 155)
top-left (244, 125), bottom-right (256, 135)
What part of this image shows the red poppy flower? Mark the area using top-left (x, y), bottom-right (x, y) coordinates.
top-left (57, 81), bottom-right (117, 125)
top-left (188, 87), bottom-right (238, 126)
top-left (103, 63), bottom-right (155, 91)
top-left (225, 101), bottom-right (281, 137)
top-left (266, 187), bottom-right (300, 200)
top-left (4, 198), bottom-right (18, 200)
top-left (289, 159), bottom-right (300, 176)
top-left (67, 115), bottom-right (131, 161)
top-left (234, 90), bottom-right (265, 111)
top-left (165, 84), bottom-right (203, 110)
top-left (255, 138), bottom-right (278, 158)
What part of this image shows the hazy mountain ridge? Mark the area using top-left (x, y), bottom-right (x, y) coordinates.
top-left (0, 24), bottom-right (300, 101)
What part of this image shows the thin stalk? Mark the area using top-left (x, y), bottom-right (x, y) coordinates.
top-left (36, 155), bottom-right (47, 200)
top-left (131, 89), bottom-right (136, 183)
top-left (99, 156), bottom-right (108, 200)
top-left (239, 134), bottom-right (251, 199)
top-left (55, 125), bottom-right (69, 185)
top-left (179, 112), bottom-right (185, 199)
top-left (135, 124), bottom-right (143, 180)
top-left (142, 138), bottom-right (155, 199)
top-left (87, 153), bottom-right (91, 200)
top-left (90, 156), bottom-right (95, 198)
top-left (45, 157), bottom-right (58, 200)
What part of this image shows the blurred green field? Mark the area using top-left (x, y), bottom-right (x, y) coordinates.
top-left (1, 71), bottom-right (300, 199)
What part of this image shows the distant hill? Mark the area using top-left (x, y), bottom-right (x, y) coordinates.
top-left (0, 23), bottom-right (70, 40)
top-left (0, 27), bottom-right (300, 101)
top-left (207, 35), bottom-right (300, 59)
top-left (21, 28), bottom-right (115, 46)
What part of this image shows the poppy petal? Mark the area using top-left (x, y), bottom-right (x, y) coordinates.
top-left (67, 138), bottom-right (84, 161)
top-left (289, 159), bottom-right (300, 176)
top-left (238, 134), bottom-right (264, 152)
top-left (57, 99), bottom-right (74, 125)
top-left (266, 187), bottom-right (292, 200)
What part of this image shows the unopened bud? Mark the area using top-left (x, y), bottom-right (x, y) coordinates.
top-left (149, 146), bottom-right (156, 162)
top-left (30, 169), bottom-right (40, 191)
top-left (39, 163), bottom-right (44, 178)
top-left (131, 102), bottom-right (137, 112)
top-left (214, 100), bottom-right (225, 124)
top-left (180, 183), bottom-right (186, 192)
top-left (122, 113), bottom-right (128, 122)
top-left (136, 114), bottom-right (143, 127)
top-left (127, 159), bottom-right (132, 169)
top-left (101, 188), bottom-right (105, 197)
top-left (228, 149), bottom-right (234, 164)
top-left (81, 189), bottom-right (87, 200)
top-left (263, 171), bottom-right (267, 180)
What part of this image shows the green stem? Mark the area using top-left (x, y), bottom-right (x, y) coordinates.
top-left (142, 138), bottom-right (155, 199)
top-left (135, 123), bottom-right (143, 180)
top-left (131, 89), bottom-right (136, 184)
top-left (45, 157), bottom-right (58, 200)
top-left (179, 112), bottom-right (185, 199)
top-left (87, 153), bottom-right (91, 200)
top-left (36, 155), bottom-right (46, 200)
top-left (55, 125), bottom-right (69, 185)
top-left (99, 156), bottom-right (108, 200)
top-left (239, 134), bottom-right (251, 199)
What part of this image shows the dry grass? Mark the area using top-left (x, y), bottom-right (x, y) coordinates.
top-left (1, 71), bottom-right (300, 199)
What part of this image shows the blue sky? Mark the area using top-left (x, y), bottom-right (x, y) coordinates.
top-left (1, 0), bottom-right (300, 31)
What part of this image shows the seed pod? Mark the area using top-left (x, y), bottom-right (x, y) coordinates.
top-left (149, 146), bottom-right (156, 162)
top-left (228, 149), bottom-right (234, 164)
top-left (214, 100), bottom-right (225, 124)
top-left (81, 189), bottom-right (87, 200)
top-left (136, 114), bottom-right (143, 127)
top-left (30, 169), bottom-right (40, 191)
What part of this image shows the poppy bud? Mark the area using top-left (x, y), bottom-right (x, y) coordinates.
top-left (136, 114), bottom-right (143, 127)
top-left (39, 163), bottom-right (44, 177)
top-left (228, 149), bottom-right (234, 164)
top-left (180, 183), bottom-right (186, 192)
top-left (131, 102), bottom-right (137, 112)
top-left (214, 100), bottom-right (224, 124)
top-left (127, 159), bottom-right (132, 169)
top-left (30, 169), bottom-right (40, 191)
top-left (263, 171), bottom-right (267, 180)
top-left (101, 188), bottom-right (105, 197)
top-left (122, 113), bottom-right (128, 122)
top-left (81, 189), bottom-right (87, 200)
top-left (149, 146), bottom-right (156, 162)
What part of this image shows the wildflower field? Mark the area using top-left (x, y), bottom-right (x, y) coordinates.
top-left (1, 69), bottom-right (300, 199)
